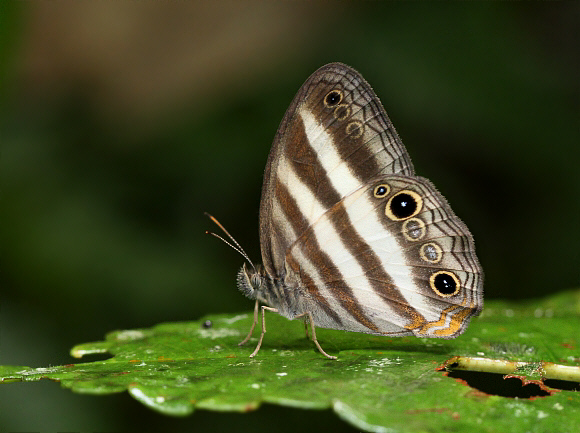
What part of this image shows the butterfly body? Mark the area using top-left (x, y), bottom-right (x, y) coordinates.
top-left (234, 63), bottom-right (483, 357)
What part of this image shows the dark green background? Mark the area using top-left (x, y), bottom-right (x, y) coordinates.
top-left (1, 2), bottom-right (578, 432)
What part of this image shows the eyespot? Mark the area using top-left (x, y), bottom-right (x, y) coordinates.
top-left (402, 218), bottom-right (426, 241)
top-left (345, 120), bottom-right (364, 138)
top-left (202, 320), bottom-right (213, 329)
top-left (324, 90), bottom-right (343, 107)
top-left (385, 190), bottom-right (423, 221)
top-left (429, 271), bottom-right (461, 297)
top-left (333, 104), bottom-right (351, 121)
top-left (373, 183), bottom-right (390, 198)
top-left (420, 242), bottom-right (443, 263)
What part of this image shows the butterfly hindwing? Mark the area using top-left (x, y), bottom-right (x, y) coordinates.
top-left (284, 175), bottom-right (483, 338)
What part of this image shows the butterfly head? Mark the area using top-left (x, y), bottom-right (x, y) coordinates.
top-left (237, 262), bottom-right (268, 300)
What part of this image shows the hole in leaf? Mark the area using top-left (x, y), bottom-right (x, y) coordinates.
top-left (442, 370), bottom-right (556, 399)
top-left (75, 353), bottom-right (113, 363)
top-left (543, 379), bottom-right (580, 391)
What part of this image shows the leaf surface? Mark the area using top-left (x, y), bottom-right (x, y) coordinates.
top-left (1, 291), bottom-right (579, 432)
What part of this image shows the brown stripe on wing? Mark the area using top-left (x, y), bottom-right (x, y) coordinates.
top-left (277, 64), bottom-right (415, 222)
top-left (276, 182), bottom-right (380, 333)
top-left (285, 253), bottom-right (344, 327)
top-left (302, 65), bottom-right (414, 181)
top-left (283, 111), bottom-right (342, 211)
top-left (283, 98), bottom-right (370, 199)
top-left (262, 109), bottom-right (317, 277)
top-left (286, 108), bottom-right (406, 213)
top-left (310, 98), bottom-right (413, 187)
top-left (331, 91), bottom-right (414, 176)
top-left (327, 202), bottom-right (427, 331)
top-left (260, 63), bottom-right (415, 278)
top-left (281, 114), bottom-right (425, 332)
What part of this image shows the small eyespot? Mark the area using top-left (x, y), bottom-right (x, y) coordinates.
top-left (420, 242), bottom-right (443, 263)
top-left (430, 271), bottom-right (461, 297)
top-left (373, 184), bottom-right (390, 198)
top-left (333, 104), bottom-right (351, 121)
top-left (402, 218), bottom-right (426, 241)
top-left (385, 190), bottom-right (423, 221)
top-left (324, 90), bottom-right (342, 107)
top-left (345, 120), bottom-right (364, 138)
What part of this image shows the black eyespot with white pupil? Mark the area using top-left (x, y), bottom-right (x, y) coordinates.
top-left (385, 190), bottom-right (423, 221)
top-left (430, 271), bottom-right (461, 297)
top-left (325, 90), bottom-right (342, 107)
top-left (391, 193), bottom-right (416, 218)
top-left (373, 184), bottom-right (390, 198)
top-left (434, 273), bottom-right (455, 293)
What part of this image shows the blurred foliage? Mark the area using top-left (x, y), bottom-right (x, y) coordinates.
top-left (0, 1), bottom-right (578, 432)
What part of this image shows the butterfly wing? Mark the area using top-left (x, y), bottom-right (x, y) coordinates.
top-left (260, 63), bottom-right (414, 278)
top-left (259, 62), bottom-right (483, 338)
top-left (285, 175), bottom-right (483, 337)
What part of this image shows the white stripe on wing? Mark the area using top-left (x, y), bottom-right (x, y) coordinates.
top-left (299, 108), bottom-right (441, 325)
top-left (278, 156), bottom-right (406, 332)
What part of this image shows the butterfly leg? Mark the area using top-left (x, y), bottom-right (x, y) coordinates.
top-left (238, 300), bottom-right (259, 346)
top-left (294, 312), bottom-right (337, 360)
top-left (303, 319), bottom-right (310, 340)
top-left (249, 305), bottom-right (278, 358)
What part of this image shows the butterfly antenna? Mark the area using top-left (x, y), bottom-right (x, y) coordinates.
top-left (204, 212), bottom-right (255, 270)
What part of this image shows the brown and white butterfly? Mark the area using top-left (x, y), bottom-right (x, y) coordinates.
top-left (210, 62), bottom-right (483, 359)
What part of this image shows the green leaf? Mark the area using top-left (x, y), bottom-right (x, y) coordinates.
top-left (1, 290), bottom-right (579, 432)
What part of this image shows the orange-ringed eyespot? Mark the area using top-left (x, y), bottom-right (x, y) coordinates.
top-left (324, 90), bottom-right (342, 107)
top-left (420, 242), bottom-right (443, 263)
top-left (345, 120), bottom-right (363, 138)
top-left (402, 217), bottom-right (426, 241)
top-left (430, 271), bottom-right (461, 297)
top-left (373, 184), bottom-right (390, 198)
top-left (385, 190), bottom-right (423, 221)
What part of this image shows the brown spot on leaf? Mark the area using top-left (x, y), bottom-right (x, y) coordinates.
top-left (405, 408), bottom-right (460, 421)
top-left (560, 342), bottom-right (576, 349)
top-left (405, 408), bottom-right (450, 415)
top-left (157, 356), bottom-right (174, 362)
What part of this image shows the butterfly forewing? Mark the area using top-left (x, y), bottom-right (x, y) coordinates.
top-left (259, 63), bottom-right (414, 278)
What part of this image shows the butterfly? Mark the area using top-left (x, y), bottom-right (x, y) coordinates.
top-left (209, 62), bottom-right (483, 359)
